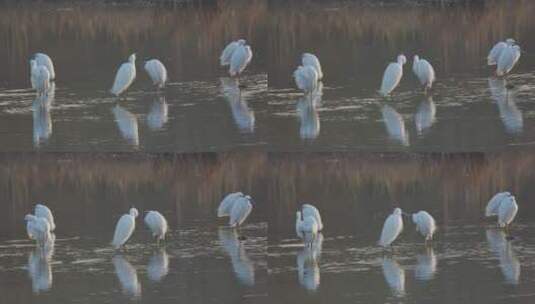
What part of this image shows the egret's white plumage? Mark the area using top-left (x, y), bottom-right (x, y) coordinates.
top-left (294, 65), bottom-right (318, 94)
top-left (229, 195), bottom-right (253, 227)
top-left (415, 96), bottom-right (436, 135)
top-left (144, 211), bottom-right (168, 243)
top-left (144, 59), bottom-right (167, 89)
top-left (34, 53), bottom-right (55, 80)
top-left (415, 247), bottom-right (437, 281)
top-left (111, 208), bottom-right (139, 249)
top-left (497, 195), bottom-right (518, 228)
top-left (412, 55), bottom-right (435, 89)
top-left (229, 44), bottom-right (252, 77)
top-left (485, 191), bottom-right (511, 217)
top-left (302, 53), bottom-right (323, 80)
top-left (382, 257), bottom-right (406, 296)
top-left (24, 214), bottom-right (51, 247)
top-left (147, 249), bottom-right (169, 282)
top-left (378, 208), bottom-right (404, 247)
top-left (411, 210), bottom-right (436, 241)
top-left (218, 228), bottom-right (255, 286)
top-left (382, 105), bottom-right (409, 146)
top-left (488, 39), bottom-right (515, 66)
top-left (111, 54), bottom-right (136, 96)
top-left (379, 54), bottom-right (406, 97)
top-left (218, 192), bottom-right (245, 217)
top-left (497, 45), bottom-right (521, 76)
top-left (147, 96), bottom-right (169, 130)
top-left (30, 60), bottom-right (50, 96)
top-left (35, 204), bottom-right (55, 232)
top-left (296, 211), bottom-right (319, 245)
top-left (220, 39), bottom-right (246, 66)
top-left (302, 204), bottom-right (323, 231)
top-left (112, 105), bottom-right (139, 146)
top-left (112, 255), bottom-right (141, 298)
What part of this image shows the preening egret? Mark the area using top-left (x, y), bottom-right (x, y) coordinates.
top-left (220, 39), bottom-right (246, 66)
top-left (220, 78), bottom-right (255, 133)
top-left (111, 208), bottom-right (139, 249)
top-left (112, 255), bottom-right (141, 298)
top-left (485, 191), bottom-right (511, 217)
top-left (488, 39), bottom-right (515, 66)
top-left (497, 45), bottom-right (521, 76)
top-left (498, 195), bottom-right (518, 229)
top-left (382, 257), bottom-right (406, 297)
top-left (412, 55), bottom-right (436, 90)
top-left (28, 245), bottom-right (54, 294)
top-left (415, 247), bottom-right (436, 281)
top-left (218, 192), bottom-right (245, 217)
top-left (294, 65), bottom-right (318, 94)
top-left (218, 228), bottom-right (255, 286)
top-left (296, 211), bottom-right (319, 246)
top-left (382, 105), bottom-right (409, 146)
top-left (301, 204), bottom-right (323, 231)
top-left (30, 60), bottom-right (50, 96)
top-left (379, 54), bottom-right (406, 97)
top-left (297, 96), bottom-right (320, 140)
top-left (302, 53), bottom-right (323, 80)
top-left (147, 248), bottom-right (169, 282)
top-left (411, 210), bottom-right (436, 242)
top-left (229, 44), bottom-right (252, 77)
top-left (378, 208), bottom-right (404, 248)
top-left (486, 229), bottom-right (520, 285)
top-left (415, 96), bottom-right (436, 135)
top-left (25, 214), bottom-right (51, 247)
top-left (111, 53), bottom-right (136, 96)
top-left (112, 105), bottom-right (139, 146)
top-left (144, 59), bottom-right (167, 89)
top-left (147, 96), bottom-right (168, 130)
top-left (229, 195), bottom-right (253, 228)
top-left (35, 204), bottom-right (56, 232)
top-left (34, 53), bottom-right (55, 80)
top-left (144, 210), bottom-right (168, 244)
top-left (297, 238), bottom-right (322, 291)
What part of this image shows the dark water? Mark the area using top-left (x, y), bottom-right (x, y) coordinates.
top-left (1, 152), bottom-right (535, 303)
top-left (1, 1), bottom-right (535, 151)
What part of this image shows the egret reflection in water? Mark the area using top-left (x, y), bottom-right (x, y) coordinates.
top-left (218, 227), bottom-right (255, 286)
top-left (112, 255), bottom-right (142, 298)
top-left (296, 89), bottom-right (322, 140)
top-left (147, 96), bottom-right (168, 131)
top-left (414, 96), bottom-right (436, 136)
top-left (297, 233), bottom-right (323, 291)
top-left (27, 242), bottom-right (54, 294)
top-left (147, 248), bottom-right (169, 282)
top-left (220, 77), bottom-right (255, 133)
top-left (382, 105), bottom-right (409, 146)
top-left (486, 229), bottom-right (520, 285)
top-left (488, 78), bottom-right (523, 135)
top-left (414, 247), bottom-right (437, 281)
top-left (382, 257), bottom-right (406, 297)
top-left (112, 105), bottom-right (139, 146)
top-left (32, 83), bottom-right (55, 147)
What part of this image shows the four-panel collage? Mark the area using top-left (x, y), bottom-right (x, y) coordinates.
top-left (1, 0), bottom-right (535, 303)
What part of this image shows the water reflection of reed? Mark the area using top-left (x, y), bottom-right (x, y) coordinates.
top-left (1, 151), bottom-right (535, 237)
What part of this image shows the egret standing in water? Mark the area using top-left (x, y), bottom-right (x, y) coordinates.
top-left (217, 193), bottom-right (253, 228)
top-left (229, 44), bottom-right (253, 77)
top-left (144, 211), bottom-right (168, 245)
top-left (111, 53), bottom-right (137, 97)
top-left (34, 53), bottom-right (56, 80)
top-left (497, 45), bottom-right (521, 76)
top-left (296, 211), bottom-right (319, 246)
top-left (294, 65), bottom-right (318, 95)
top-left (302, 53), bottom-right (323, 80)
top-left (485, 192), bottom-right (519, 231)
top-left (25, 214), bottom-right (51, 247)
top-left (144, 59), bottom-right (167, 90)
top-left (111, 208), bottom-right (139, 250)
top-left (30, 60), bottom-right (50, 96)
top-left (301, 204), bottom-right (323, 231)
top-left (379, 54), bottom-right (406, 97)
top-left (378, 208), bottom-right (404, 248)
top-left (412, 55), bottom-right (436, 92)
top-left (488, 38), bottom-right (515, 66)
top-left (411, 211), bottom-right (436, 243)
top-left (220, 39), bottom-right (246, 66)
top-left (35, 204), bottom-right (56, 232)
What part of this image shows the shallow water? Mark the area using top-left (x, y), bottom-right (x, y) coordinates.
top-left (1, 1), bottom-right (535, 151)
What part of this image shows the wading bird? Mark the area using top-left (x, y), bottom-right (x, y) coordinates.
top-left (294, 65), bottom-right (318, 94)
top-left (296, 211), bottom-right (319, 246)
top-left (379, 54), bottom-right (406, 97)
top-left (35, 204), bottom-right (56, 232)
top-left (144, 59), bottom-right (167, 90)
top-left (411, 210), bottom-right (436, 243)
top-left (30, 60), bottom-right (50, 96)
top-left (412, 55), bottom-right (435, 91)
top-left (111, 208), bottom-right (139, 250)
top-left (217, 193), bottom-right (253, 228)
top-left (144, 211), bottom-right (168, 245)
top-left (497, 45), bottom-right (521, 76)
top-left (34, 53), bottom-right (56, 80)
top-left (302, 53), bottom-right (323, 80)
top-left (378, 208), bottom-right (404, 248)
top-left (488, 38), bottom-right (515, 66)
top-left (220, 39), bottom-right (246, 66)
top-left (25, 214), bottom-right (52, 247)
top-left (301, 204), bottom-right (323, 231)
top-left (111, 53), bottom-right (137, 97)
top-left (229, 44), bottom-right (253, 77)
top-left (485, 192), bottom-right (518, 230)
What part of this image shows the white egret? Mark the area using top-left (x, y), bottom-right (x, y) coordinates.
top-left (378, 208), bottom-right (404, 248)
top-left (411, 210), bottom-right (436, 243)
top-left (488, 38), bottom-right (515, 66)
top-left (229, 195), bottom-right (253, 228)
top-left (147, 96), bottom-right (168, 130)
top-left (112, 255), bottom-right (141, 298)
top-left (412, 55), bottom-right (436, 90)
top-left (379, 54), bottom-right (406, 97)
top-left (218, 227), bottom-right (255, 286)
top-left (34, 53), bottom-right (55, 80)
top-left (111, 53), bottom-right (136, 97)
top-left (229, 44), bottom-right (253, 77)
top-left (24, 214), bottom-right (51, 247)
top-left (144, 59), bottom-right (167, 89)
top-left (382, 105), bottom-right (409, 146)
top-left (112, 105), bottom-right (139, 146)
top-left (485, 191), bottom-right (511, 217)
top-left (486, 229), bottom-right (520, 285)
top-left (30, 60), bottom-right (50, 96)
top-left (35, 204), bottom-right (56, 232)
top-left (28, 245), bottom-right (54, 293)
top-left (302, 53), bottom-right (323, 80)
top-left (144, 210), bottom-right (168, 245)
top-left (301, 204), bottom-right (323, 231)
top-left (415, 96), bottom-right (436, 135)
top-left (497, 195), bottom-right (518, 229)
top-left (415, 247), bottom-right (437, 281)
top-left (220, 39), bottom-right (246, 66)
top-left (218, 192), bottom-right (245, 217)
top-left (220, 78), bottom-right (255, 133)
top-left (497, 45), bottom-right (521, 76)
top-left (297, 241), bottom-right (321, 291)
top-left (382, 257), bottom-right (406, 297)
top-left (147, 248), bottom-right (169, 282)
top-left (296, 211), bottom-right (319, 246)
top-left (111, 208), bottom-right (139, 250)
top-left (297, 96), bottom-right (320, 140)
top-left (294, 65), bottom-right (318, 94)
